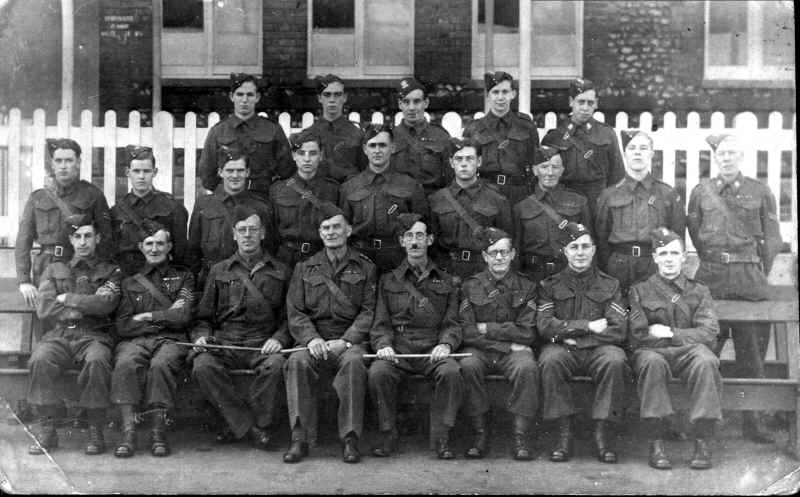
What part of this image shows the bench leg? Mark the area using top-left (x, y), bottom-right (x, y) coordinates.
top-left (785, 321), bottom-right (800, 458)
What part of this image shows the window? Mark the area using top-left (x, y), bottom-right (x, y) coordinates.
top-left (471, 0), bottom-right (583, 80)
top-left (308, 0), bottom-right (414, 79)
top-left (162, 0), bottom-right (263, 78)
top-left (704, 0), bottom-right (794, 83)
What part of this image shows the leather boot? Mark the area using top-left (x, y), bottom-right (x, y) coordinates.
top-left (742, 412), bottom-right (774, 444)
top-left (342, 433), bottom-right (361, 463)
top-left (283, 425), bottom-right (308, 464)
top-left (594, 420), bottom-right (617, 463)
top-left (114, 405), bottom-right (137, 458)
top-left (371, 428), bottom-right (399, 457)
top-left (465, 414), bottom-right (488, 459)
top-left (648, 439), bottom-right (671, 470)
top-left (85, 425), bottom-right (105, 455)
top-left (435, 430), bottom-right (455, 460)
top-left (249, 426), bottom-right (271, 451)
top-left (689, 439), bottom-right (712, 469)
top-left (28, 416), bottom-right (58, 455)
top-left (150, 409), bottom-right (170, 457)
top-left (511, 415), bottom-right (533, 461)
top-left (550, 416), bottom-right (572, 462)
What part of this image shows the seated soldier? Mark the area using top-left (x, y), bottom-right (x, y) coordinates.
top-left (27, 214), bottom-right (122, 456)
top-left (537, 222), bottom-right (629, 464)
top-left (283, 202), bottom-right (377, 464)
top-left (628, 227), bottom-right (722, 470)
top-left (111, 221), bottom-right (195, 458)
top-left (190, 205), bottom-right (292, 450)
top-left (458, 227), bottom-right (538, 460)
top-left (368, 214), bottom-right (464, 459)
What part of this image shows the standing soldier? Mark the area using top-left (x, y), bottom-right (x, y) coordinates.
top-left (392, 77), bottom-right (453, 196)
top-left (305, 74), bottom-right (365, 183)
top-left (26, 214), bottom-right (122, 456)
top-left (111, 222), bottom-right (194, 458)
top-left (340, 124), bottom-right (428, 272)
top-left (368, 214), bottom-right (464, 460)
top-left (270, 130), bottom-right (340, 267)
top-left (283, 203), bottom-right (377, 464)
top-left (187, 143), bottom-right (276, 287)
top-left (16, 138), bottom-right (112, 308)
top-left (537, 222), bottom-right (629, 464)
top-left (556, 78), bottom-right (625, 216)
top-left (462, 71), bottom-right (539, 206)
top-left (458, 227), bottom-right (539, 460)
top-left (628, 227), bottom-right (722, 470)
top-left (513, 129), bottom-right (591, 284)
top-left (111, 145), bottom-right (188, 276)
top-left (428, 137), bottom-right (512, 278)
top-left (688, 133), bottom-right (783, 444)
top-left (595, 130), bottom-right (685, 293)
top-left (190, 206), bottom-right (292, 450)
top-left (198, 73), bottom-right (294, 197)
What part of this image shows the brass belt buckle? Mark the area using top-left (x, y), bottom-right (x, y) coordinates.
top-left (721, 252), bottom-right (731, 264)
top-left (631, 245), bottom-right (641, 257)
top-left (546, 262), bottom-right (556, 272)
top-left (300, 242), bottom-right (311, 253)
top-left (496, 174), bottom-right (507, 185)
top-left (372, 239), bottom-right (382, 250)
top-left (54, 245), bottom-right (63, 257)
top-left (461, 250), bottom-right (471, 261)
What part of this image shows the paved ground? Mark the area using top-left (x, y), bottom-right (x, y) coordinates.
top-left (2, 401), bottom-right (799, 495)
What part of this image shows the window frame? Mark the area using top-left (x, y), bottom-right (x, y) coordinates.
top-left (470, 0), bottom-right (584, 80)
top-left (161, 0), bottom-right (263, 79)
top-left (306, 0), bottom-right (415, 79)
top-left (703, 0), bottom-right (794, 84)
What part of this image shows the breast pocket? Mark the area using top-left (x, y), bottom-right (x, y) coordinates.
top-left (467, 289), bottom-right (495, 316)
top-left (733, 197), bottom-right (762, 234)
top-left (214, 278), bottom-right (242, 314)
top-left (641, 299), bottom-right (670, 326)
top-left (301, 275), bottom-right (329, 312)
top-left (552, 287), bottom-right (576, 318)
top-left (420, 142), bottom-right (446, 180)
top-left (346, 189), bottom-right (372, 224)
top-left (583, 289), bottom-right (610, 319)
top-left (339, 271), bottom-right (366, 308)
top-left (384, 287), bottom-right (411, 317)
top-left (272, 194), bottom-right (300, 232)
top-left (333, 137), bottom-right (360, 165)
top-left (202, 212), bottom-right (227, 255)
top-left (33, 200), bottom-right (61, 239)
top-left (606, 195), bottom-right (635, 232)
top-left (251, 135), bottom-right (276, 171)
top-left (472, 202), bottom-right (500, 225)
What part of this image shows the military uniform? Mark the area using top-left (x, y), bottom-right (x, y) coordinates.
top-left (556, 118), bottom-right (625, 216)
top-left (111, 263), bottom-right (195, 411)
top-left (269, 173), bottom-right (340, 267)
top-left (537, 266), bottom-right (629, 421)
top-left (339, 169), bottom-right (428, 272)
top-left (111, 190), bottom-right (189, 276)
top-left (458, 269), bottom-right (538, 421)
top-left (306, 115), bottom-right (366, 183)
top-left (187, 187), bottom-right (276, 285)
top-left (191, 251), bottom-right (292, 440)
top-left (463, 112), bottom-right (540, 205)
top-left (513, 185), bottom-right (591, 283)
top-left (628, 273), bottom-right (722, 424)
top-left (595, 174), bottom-right (685, 291)
top-left (392, 120), bottom-right (453, 196)
top-left (368, 260), bottom-right (463, 443)
top-left (428, 180), bottom-right (512, 278)
top-left (15, 180), bottom-right (113, 286)
top-left (284, 247), bottom-right (377, 441)
top-left (199, 114), bottom-right (294, 196)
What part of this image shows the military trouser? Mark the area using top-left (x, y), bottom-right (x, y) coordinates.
top-left (27, 331), bottom-right (112, 410)
top-left (605, 250), bottom-right (657, 295)
top-left (110, 336), bottom-right (186, 409)
top-left (539, 343), bottom-right (629, 421)
top-left (368, 355), bottom-right (464, 444)
top-left (633, 344), bottom-right (722, 422)
top-left (716, 321), bottom-right (771, 380)
top-left (459, 347), bottom-right (538, 418)
top-left (192, 349), bottom-right (285, 439)
top-left (284, 345), bottom-right (368, 441)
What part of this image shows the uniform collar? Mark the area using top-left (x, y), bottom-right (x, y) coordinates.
top-left (534, 183), bottom-right (563, 200)
top-left (290, 172), bottom-right (317, 187)
top-left (214, 184), bottom-right (249, 203)
top-left (715, 172), bottom-right (743, 191)
top-left (363, 166), bottom-right (392, 184)
top-left (624, 173), bottom-right (654, 191)
top-left (449, 179), bottom-right (481, 196)
top-left (126, 189), bottom-right (156, 206)
top-left (53, 179), bottom-right (79, 197)
top-left (230, 114), bottom-right (257, 128)
top-left (393, 258), bottom-right (442, 282)
top-left (478, 268), bottom-right (515, 288)
top-left (70, 254), bottom-right (98, 269)
top-left (227, 250), bottom-right (273, 272)
top-left (143, 260), bottom-right (171, 277)
top-left (401, 119), bottom-right (429, 134)
top-left (564, 265), bottom-right (596, 283)
top-left (567, 116), bottom-right (594, 132)
top-left (323, 114), bottom-right (350, 130)
top-left (657, 273), bottom-right (687, 292)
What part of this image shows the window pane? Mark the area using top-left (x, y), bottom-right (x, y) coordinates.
top-left (214, 0), bottom-right (260, 67)
top-left (313, 0), bottom-right (355, 30)
top-left (532, 0), bottom-right (576, 66)
top-left (163, 0), bottom-right (203, 29)
top-left (762, 1), bottom-right (794, 66)
top-left (364, 0), bottom-right (412, 67)
top-left (708, 0), bottom-right (747, 65)
top-left (479, 0), bottom-right (519, 32)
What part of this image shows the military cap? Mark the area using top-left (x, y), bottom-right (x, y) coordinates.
top-left (397, 77), bottom-right (426, 99)
top-left (139, 219), bottom-right (168, 241)
top-left (568, 77), bottom-right (595, 98)
top-left (63, 213), bottom-right (94, 237)
top-left (46, 138), bottom-right (82, 158)
top-left (289, 129), bottom-right (323, 151)
top-left (562, 221), bottom-right (593, 244)
top-left (533, 129), bottom-right (569, 165)
top-left (705, 133), bottom-right (735, 152)
top-left (620, 130), bottom-right (653, 150)
top-left (126, 144), bottom-right (154, 163)
top-left (449, 136), bottom-right (482, 156)
top-left (230, 73), bottom-right (260, 93)
top-left (315, 73), bottom-right (345, 94)
top-left (362, 123), bottom-right (394, 145)
top-left (231, 205), bottom-right (262, 226)
top-left (217, 142), bottom-right (246, 168)
top-left (394, 213), bottom-right (425, 237)
top-left (316, 201), bottom-right (347, 224)
top-left (474, 226), bottom-right (512, 251)
top-left (484, 71), bottom-right (514, 91)
top-left (650, 226), bottom-right (683, 249)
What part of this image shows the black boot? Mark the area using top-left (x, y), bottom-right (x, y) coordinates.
top-left (283, 425), bottom-right (308, 463)
top-left (742, 412), bottom-right (774, 444)
top-left (114, 405), bottom-right (137, 458)
top-left (550, 416), bottom-right (572, 462)
top-left (436, 430), bottom-right (455, 460)
top-left (648, 439), bottom-right (671, 470)
top-left (28, 416), bottom-right (58, 455)
top-left (465, 414), bottom-right (488, 459)
top-left (689, 439), bottom-right (712, 469)
top-left (249, 426), bottom-right (271, 451)
top-left (594, 420), bottom-right (617, 463)
top-left (342, 433), bottom-right (361, 463)
top-left (150, 409), bottom-right (170, 457)
top-left (371, 428), bottom-right (399, 457)
top-left (85, 425), bottom-right (105, 455)
top-left (511, 415), bottom-right (533, 461)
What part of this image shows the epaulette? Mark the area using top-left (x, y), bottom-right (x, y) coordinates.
top-left (612, 177), bottom-right (627, 188)
top-left (154, 190), bottom-right (177, 201)
top-left (515, 112), bottom-right (533, 122)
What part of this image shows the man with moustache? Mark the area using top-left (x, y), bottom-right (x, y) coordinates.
top-left (270, 130), bottom-right (340, 267)
top-left (283, 203), bottom-right (377, 464)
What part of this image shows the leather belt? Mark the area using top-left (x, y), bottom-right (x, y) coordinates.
top-left (353, 238), bottom-right (398, 250)
top-left (524, 254), bottom-right (562, 273)
top-left (480, 172), bottom-right (527, 186)
top-left (39, 245), bottom-right (66, 257)
top-left (702, 250), bottom-right (761, 264)
top-left (283, 239), bottom-right (321, 254)
top-left (611, 242), bottom-right (652, 257)
top-left (449, 249), bottom-right (478, 262)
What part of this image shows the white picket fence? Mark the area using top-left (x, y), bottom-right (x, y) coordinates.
top-left (0, 108), bottom-right (796, 251)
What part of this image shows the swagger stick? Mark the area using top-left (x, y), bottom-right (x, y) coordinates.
top-left (175, 342), bottom-right (307, 354)
top-left (362, 353), bottom-right (473, 359)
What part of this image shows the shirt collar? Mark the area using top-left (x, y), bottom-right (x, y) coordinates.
top-left (54, 180), bottom-right (78, 197)
top-left (127, 189), bottom-right (155, 206)
top-left (393, 258), bottom-right (440, 282)
top-left (450, 179), bottom-right (481, 196)
top-left (227, 250), bottom-right (271, 271)
top-left (402, 119), bottom-right (429, 134)
top-left (143, 260), bottom-right (170, 276)
top-left (658, 273), bottom-right (687, 292)
top-left (625, 173), bottom-right (654, 191)
top-left (715, 172), bottom-right (744, 191)
top-left (534, 183), bottom-right (563, 200)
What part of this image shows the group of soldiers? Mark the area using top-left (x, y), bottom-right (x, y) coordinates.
top-left (16, 72), bottom-right (782, 471)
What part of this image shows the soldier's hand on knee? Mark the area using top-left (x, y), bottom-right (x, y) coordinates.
top-left (308, 337), bottom-right (328, 360)
top-left (588, 318), bottom-right (608, 334)
top-left (430, 343), bottom-right (451, 362)
top-left (510, 343), bottom-right (532, 353)
top-left (132, 312), bottom-right (153, 322)
top-left (261, 338), bottom-right (282, 355)
top-left (326, 339), bottom-right (347, 357)
top-left (648, 324), bottom-right (674, 339)
top-left (377, 346), bottom-right (397, 363)
top-left (564, 338), bottom-right (578, 348)
top-left (193, 336), bottom-right (209, 353)
top-left (18, 283), bottom-right (39, 308)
